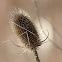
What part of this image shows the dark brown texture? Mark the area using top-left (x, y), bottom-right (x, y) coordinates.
top-left (13, 14), bottom-right (41, 50)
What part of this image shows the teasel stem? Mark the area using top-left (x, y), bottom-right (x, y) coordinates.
top-left (33, 0), bottom-right (41, 23)
top-left (33, 49), bottom-right (40, 62)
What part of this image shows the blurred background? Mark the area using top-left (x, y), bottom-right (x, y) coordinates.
top-left (0, 0), bottom-right (62, 62)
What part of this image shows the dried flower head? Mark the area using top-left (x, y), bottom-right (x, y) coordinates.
top-left (10, 8), bottom-right (41, 50)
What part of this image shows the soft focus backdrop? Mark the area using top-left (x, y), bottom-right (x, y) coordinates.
top-left (0, 0), bottom-right (62, 62)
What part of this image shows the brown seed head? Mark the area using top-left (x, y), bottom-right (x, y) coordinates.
top-left (10, 8), bottom-right (41, 50)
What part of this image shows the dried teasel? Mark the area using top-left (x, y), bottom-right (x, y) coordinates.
top-left (9, 8), bottom-right (48, 62)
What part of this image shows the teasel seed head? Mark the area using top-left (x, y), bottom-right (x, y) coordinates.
top-left (9, 8), bottom-right (41, 50)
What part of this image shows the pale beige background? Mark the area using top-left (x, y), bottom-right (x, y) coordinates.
top-left (0, 0), bottom-right (62, 62)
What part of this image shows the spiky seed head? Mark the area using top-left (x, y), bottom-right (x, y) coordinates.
top-left (10, 8), bottom-right (41, 50)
